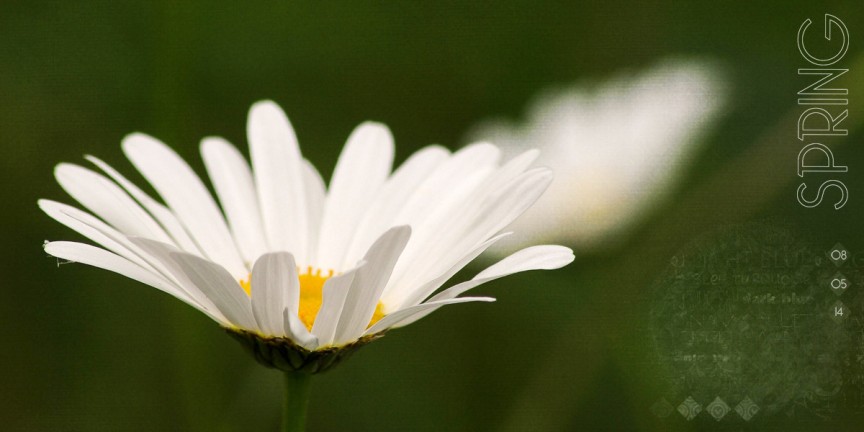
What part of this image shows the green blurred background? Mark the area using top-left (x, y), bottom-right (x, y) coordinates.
top-left (3, 1), bottom-right (864, 431)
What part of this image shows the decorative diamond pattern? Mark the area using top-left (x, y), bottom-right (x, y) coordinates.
top-left (734, 396), bottom-right (759, 421)
top-left (677, 396), bottom-right (701, 421)
top-left (706, 396), bottom-right (729, 421)
top-left (651, 398), bottom-right (674, 418)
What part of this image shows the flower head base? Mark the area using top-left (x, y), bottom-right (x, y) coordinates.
top-left (228, 328), bottom-right (383, 374)
top-left (41, 100), bottom-right (573, 372)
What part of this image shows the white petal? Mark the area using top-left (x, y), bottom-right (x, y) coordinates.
top-left (169, 251), bottom-right (258, 330)
top-left (395, 245), bottom-right (573, 328)
top-left (43, 203), bottom-right (214, 307)
top-left (301, 160), bottom-right (326, 267)
top-left (364, 297), bottom-right (495, 335)
top-left (43, 241), bottom-right (203, 312)
top-left (85, 155), bottom-right (202, 255)
top-left (462, 149), bottom-right (541, 208)
top-left (122, 133), bottom-right (246, 279)
top-left (475, 168), bottom-right (552, 236)
top-left (424, 168), bottom-right (553, 264)
top-left (333, 226), bottom-right (410, 345)
top-left (250, 252), bottom-right (298, 337)
top-left (341, 145), bottom-right (450, 267)
top-left (54, 163), bottom-right (173, 243)
top-left (387, 167), bottom-right (551, 301)
top-left (456, 168), bottom-right (551, 242)
top-left (386, 232), bottom-right (511, 310)
top-left (284, 308), bottom-right (319, 350)
top-left (381, 144), bottom-right (501, 297)
top-left (433, 245), bottom-right (574, 302)
top-left (317, 122), bottom-right (394, 271)
top-left (39, 199), bottom-right (158, 273)
top-left (391, 142), bottom-right (499, 227)
top-left (474, 245), bottom-right (575, 280)
top-left (310, 264), bottom-right (362, 347)
top-left (127, 237), bottom-right (228, 323)
top-left (247, 101), bottom-right (307, 260)
top-left (201, 137), bottom-right (268, 264)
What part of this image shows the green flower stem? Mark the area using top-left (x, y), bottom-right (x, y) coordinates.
top-left (282, 372), bottom-right (312, 432)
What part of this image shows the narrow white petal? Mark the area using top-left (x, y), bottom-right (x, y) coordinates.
top-left (391, 142), bottom-right (500, 227)
top-left (42, 204), bottom-right (219, 311)
top-left (169, 251), bottom-right (258, 330)
top-left (430, 245), bottom-right (574, 303)
top-left (284, 308), bottom-right (319, 350)
top-left (333, 226), bottom-right (410, 345)
top-left (395, 245), bottom-right (573, 328)
top-left (250, 252), bottom-right (298, 337)
top-left (40, 202), bottom-right (196, 298)
top-left (126, 237), bottom-right (227, 322)
top-left (387, 166), bottom-right (551, 301)
top-left (317, 122), bottom-right (394, 271)
top-left (449, 169), bottom-right (550, 253)
top-left (364, 297), bottom-right (495, 335)
top-left (55, 163), bottom-right (173, 243)
top-left (310, 265), bottom-right (361, 347)
top-left (453, 148), bottom-right (541, 215)
top-left (386, 232), bottom-right (511, 310)
top-left (341, 145), bottom-right (450, 267)
top-left (85, 155), bottom-right (202, 255)
top-left (423, 168), bottom-right (553, 266)
top-left (201, 137), bottom-right (268, 264)
top-left (474, 245), bottom-right (575, 280)
top-left (301, 160), bottom-right (326, 267)
top-left (43, 241), bottom-right (202, 311)
top-left (40, 199), bottom-right (157, 272)
top-left (382, 143), bottom-right (501, 298)
top-left (247, 101), bottom-right (307, 260)
top-left (469, 168), bottom-right (554, 237)
top-left (122, 133), bottom-right (246, 278)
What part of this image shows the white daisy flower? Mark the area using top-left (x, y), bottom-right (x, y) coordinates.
top-left (41, 101), bottom-right (573, 373)
top-left (465, 59), bottom-right (727, 253)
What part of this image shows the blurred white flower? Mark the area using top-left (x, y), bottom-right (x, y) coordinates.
top-left (465, 59), bottom-right (727, 253)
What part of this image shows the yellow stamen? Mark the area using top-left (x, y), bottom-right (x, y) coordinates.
top-left (239, 276), bottom-right (252, 295)
top-left (240, 266), bottom-right (385, 332)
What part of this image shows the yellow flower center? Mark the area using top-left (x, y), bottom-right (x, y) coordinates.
top-left (240, 267), bottom-right (385, 331)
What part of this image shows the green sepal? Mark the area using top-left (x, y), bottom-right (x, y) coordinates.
top-left (226, 328), bottom-right (384, 374)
